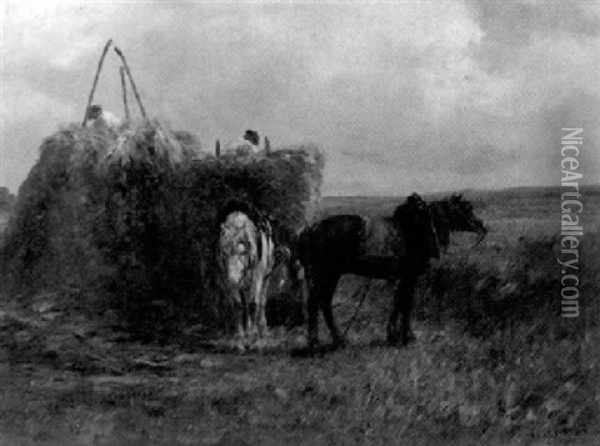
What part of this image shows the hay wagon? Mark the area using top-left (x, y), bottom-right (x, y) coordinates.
top-left (1, 120), bottom-right (323, 338)
top-left (1, 41), bottom-right (324, 337)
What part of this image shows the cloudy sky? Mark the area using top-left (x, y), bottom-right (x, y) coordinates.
top-left (1, 0), bottom-right (599, 195)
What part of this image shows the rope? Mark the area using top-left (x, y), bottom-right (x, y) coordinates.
top-left (343, 279), bottom-right (372, 337)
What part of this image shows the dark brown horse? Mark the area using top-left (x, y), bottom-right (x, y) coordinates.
top-left (297, 193), bottom-right (440, 351)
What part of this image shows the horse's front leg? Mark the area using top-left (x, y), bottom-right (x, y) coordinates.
top-left (387, 279), bottom-right (401, 345)
top-left (307, 275), bottom-right (343, 351)
top-left (387, 273), bottom-right (418, 346)
top-left (307, 281), bottom-right (321, 352)
top-left (256, 274), bottom-right (271, 338)
top-left (320, 278), bottom-right (344, 348)
top-left (231, 287), bottom-right (247, 350)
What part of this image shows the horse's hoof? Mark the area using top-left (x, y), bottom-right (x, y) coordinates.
top-left (387, 334), bottom-right (410, 347)
top-left (291, 345), bottom-right (320, 358)
top-left (233, 341), bottom-right (247, 353)
top-left (386, 324), bottom-right (397, 343)
top-left (307, 344), bottom-right (319, 355)
top-left (307, 336), bottom-right (319, 353)
top-left (254, 338), bottom-right (268, 351)
top-left (302, 341), bottom-right (333, 357)
top-left (387, 330), bottom-right (398, 346)
top-left (333, 337), bottom-right (347, 349)
top-left (290, 346), bottom-right (313, 358)
top-left (369, 339), bottom-right (388, 347)
top-left (396, 330), bottom-right (416, 346)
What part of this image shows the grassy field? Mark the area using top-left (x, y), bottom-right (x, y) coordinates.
top-left (1, 187), bottom-right (599, 445)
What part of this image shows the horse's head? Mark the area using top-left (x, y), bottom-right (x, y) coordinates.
top-left (393, 192), bottom-right (440, 261)
top-left (445, 193), bottom-right (487, 245)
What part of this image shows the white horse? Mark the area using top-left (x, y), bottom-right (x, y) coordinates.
top-left (217, 208), bottom-right (274, 346)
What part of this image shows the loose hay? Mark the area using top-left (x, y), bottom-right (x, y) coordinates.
top-left (1, 121), bottom-right (323, 337)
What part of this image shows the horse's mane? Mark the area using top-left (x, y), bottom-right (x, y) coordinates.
top-left (430, 195), bottom-right (454, 209)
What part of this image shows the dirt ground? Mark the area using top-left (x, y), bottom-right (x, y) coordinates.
top-left (2, 190), bottom-right (599, 445)
top-left (1, 282), bottom-right (598, 446)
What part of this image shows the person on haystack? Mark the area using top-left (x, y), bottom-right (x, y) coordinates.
top-left (86, 104), bottom-right (123, 131)
top-left (228, 130), bottom-right (270, 155)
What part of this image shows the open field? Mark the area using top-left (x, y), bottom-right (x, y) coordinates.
top-left (1, 187), bottom-right (599, 445)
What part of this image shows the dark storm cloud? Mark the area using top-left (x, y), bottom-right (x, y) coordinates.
top-left (473, 0), bottom-right (600, 42)
top-left (468, 0), bottom-right (600, 74)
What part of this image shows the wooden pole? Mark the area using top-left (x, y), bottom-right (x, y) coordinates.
top-left (215, 140), bottom-right (221, 157)
top-left (120, 66), bottom-right (130, 123)
top-left (114, 46), bottom-right (148, 121)
top-left (82, 39), bottom-right (113, 127)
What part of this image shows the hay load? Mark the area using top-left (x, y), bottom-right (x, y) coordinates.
top-left (189, 145), bottom-right (323, 237)
top-left (1, 120), bottom-right (323, 335)
top-left (2, 40), bottom-right (323, 335)
top-left (1, 121), bottom-right (199, 291)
